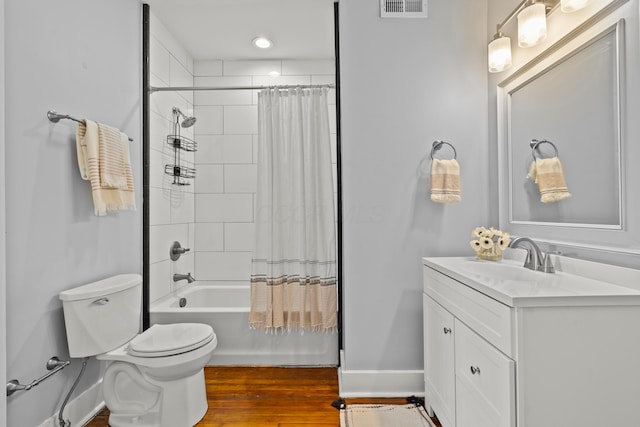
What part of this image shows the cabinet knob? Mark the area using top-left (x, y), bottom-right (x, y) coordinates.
top-left (443, 327), bottom-right (452, 334)
top-left (470, 366), bottom-right (481, 375)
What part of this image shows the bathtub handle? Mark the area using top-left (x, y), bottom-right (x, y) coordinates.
top-left (170, 241), bottom-right (191, 261)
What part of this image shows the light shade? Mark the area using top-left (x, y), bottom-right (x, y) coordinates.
top-left (517, 2), bottom-right (547, 48)
top-left (561, 0), bottom-right (590, 12)
top-left (488, 35), bottom-right (512, 73)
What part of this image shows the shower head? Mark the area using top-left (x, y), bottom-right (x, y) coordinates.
top-left (172, 107), bottom-right (197, 128)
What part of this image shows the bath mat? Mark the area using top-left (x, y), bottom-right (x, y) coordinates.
top-left (336, 400), bottom-right (436, 427)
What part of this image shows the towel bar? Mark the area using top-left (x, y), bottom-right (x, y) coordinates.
top-left (47, 110), bottom-right (133, 142)
top-left (430, 140), bottom-right (457, 160)
top-left (6, 356), bottom-right (70, 396)
top-left (530, 139), bottom-right (558, 159)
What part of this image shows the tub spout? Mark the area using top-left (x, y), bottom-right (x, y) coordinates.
top-left (173, 273), bottom-right (195, 283)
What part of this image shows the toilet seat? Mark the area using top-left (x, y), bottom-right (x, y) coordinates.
top-left (128, 323), bottom-right (214, 357)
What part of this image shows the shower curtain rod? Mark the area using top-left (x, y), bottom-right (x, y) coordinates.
top-left (149, 83), bottom-right (335, 93)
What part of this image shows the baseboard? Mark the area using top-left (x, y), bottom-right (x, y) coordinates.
top-left (338, 350), bottom-right (424, 398)
top-left (37, 380), bottom-right (105, 427)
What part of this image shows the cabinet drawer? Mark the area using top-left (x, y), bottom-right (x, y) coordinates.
top-left (454, 320), bottom-right (515, 427)
top-left (423, 266), bottom-right (514, 357)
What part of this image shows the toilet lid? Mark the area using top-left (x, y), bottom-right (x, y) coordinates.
top-left (128, 323), bottom-right (214, 357)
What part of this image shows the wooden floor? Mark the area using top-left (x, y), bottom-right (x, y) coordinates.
top-left (85, 366), bottom-right (441, 426)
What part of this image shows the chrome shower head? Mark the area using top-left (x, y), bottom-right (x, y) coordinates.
top-left (172, 107), bottom-right (197, 128)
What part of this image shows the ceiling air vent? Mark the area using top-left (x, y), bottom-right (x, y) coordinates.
top-left (380, 0), bottom-right (428, 18)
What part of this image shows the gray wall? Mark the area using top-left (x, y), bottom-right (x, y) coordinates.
top-left (339, 0), bottom-right (489, 372)
top-left (4, 1), bottom-right (142, 426)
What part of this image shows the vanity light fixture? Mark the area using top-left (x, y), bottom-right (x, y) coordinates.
top-left (488, 0), bottom-right (590, 73)
top-left (252, 37), bottom-right (273, 49)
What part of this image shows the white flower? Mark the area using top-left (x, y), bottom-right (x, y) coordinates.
top-left (480, 237), bottom-right (494, 249)
top-left (471, 227), bottom-right (487, 238)
top-left (498, 232), bottom-right (511, 250)
top-left (470, 240), bottom-right (482, 252)
top-left (490, 227), bottom-right (503, 237)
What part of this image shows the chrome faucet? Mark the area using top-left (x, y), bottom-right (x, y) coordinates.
top-left (508, 237), bottom-right (555, 273)
top-left (173, 272), bottom-right (196, 283)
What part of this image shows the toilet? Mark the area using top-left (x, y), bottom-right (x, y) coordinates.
top-left (59, 274), bottom-right (217, 427)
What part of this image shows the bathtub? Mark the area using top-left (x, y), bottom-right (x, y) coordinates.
top-left (149, 284), bottom-right (339, 366)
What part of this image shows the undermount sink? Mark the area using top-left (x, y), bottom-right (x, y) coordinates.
top-left (458, 259), bottom-right (539, 281)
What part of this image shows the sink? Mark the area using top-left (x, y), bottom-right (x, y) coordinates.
top-left (458, 260), bottom-right (539, 281)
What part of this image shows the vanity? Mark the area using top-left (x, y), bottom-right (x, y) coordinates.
top-left (422, 254), bottom-right (640, 427)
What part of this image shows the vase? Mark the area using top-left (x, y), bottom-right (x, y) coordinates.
top-left (477, 247), bottom-right (502, 261)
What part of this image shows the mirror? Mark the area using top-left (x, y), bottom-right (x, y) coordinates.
top-left (496, 12), bottom-right (638, 252)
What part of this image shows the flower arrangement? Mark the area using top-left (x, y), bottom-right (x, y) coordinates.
top-left (470, 226), bottom-right (511, 261)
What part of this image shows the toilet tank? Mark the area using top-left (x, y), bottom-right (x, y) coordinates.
top-left (59, 274), bottom-right (142, 358)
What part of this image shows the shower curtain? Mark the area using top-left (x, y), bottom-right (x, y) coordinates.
top-left (249, 88), bottom-right (337, 332)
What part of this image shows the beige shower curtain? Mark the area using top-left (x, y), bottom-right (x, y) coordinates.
top-left (249, 87), bottom-right (337, 332)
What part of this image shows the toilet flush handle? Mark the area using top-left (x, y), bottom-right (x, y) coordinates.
top-left (92, 298), bottom-right (109, 305)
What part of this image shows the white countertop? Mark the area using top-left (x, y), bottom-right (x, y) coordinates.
top-left (423, 256), bottom-right (640, 308)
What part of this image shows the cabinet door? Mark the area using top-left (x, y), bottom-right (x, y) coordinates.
top-left (424, 294), bottom-right (455, 427)
top-left (454, 319), bottom-right (515, 427)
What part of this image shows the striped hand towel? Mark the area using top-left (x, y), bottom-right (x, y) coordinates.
top-left (76, 120), bottom-right (136, 216)
top-left (430, 159), bottom-right (461, 204)
top-left (528, 157), bottom-right (571, 203)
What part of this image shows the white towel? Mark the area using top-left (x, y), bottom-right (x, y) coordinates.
top-left (76, 120), bottom-right (136, 215)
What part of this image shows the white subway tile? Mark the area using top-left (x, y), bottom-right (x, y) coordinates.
top-left (194, 106), bottom-right (224, 134)
top-left (224, 164), bottom-right (257, 193)
top-left (224, 106), bottom-right (257, 134)
top-left (149, 260), bottom-right (171, 304)
top-left (149, 187), bottom-right (171, 225)
top-left (282, 59), bottom-right (335, 75)
top-left (194, 60), bottom-right (223, 76)
top-left (195, 252), bottom-right (253, 281)
top-left (196, 165), bottom-right (224, 193)
top-left (225, 223), bottom-right (255, 252)
top-left (170, 55), bottom-right (193, 88)
top-left (150, 36), bottom-right (170, 86)
top-left (171, 190), bottom-right (194, 224)
top-left (196, 135), bottom-right (253, 165)
top-left (224, 60), bottom-right (282, 76)
top-left (194, 76), bottom-right (252, 106)
top-left (195, 223), bottom-right (224, 252)
top-left (195, 194), bottom-right (253, 222)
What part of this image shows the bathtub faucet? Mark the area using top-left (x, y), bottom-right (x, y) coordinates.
top-left (173, 272), bottom-right (196, 283)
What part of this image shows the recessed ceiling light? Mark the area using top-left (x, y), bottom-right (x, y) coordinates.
top-left (268, 71), bottom-right (281, 77)
top-left (252, 37), bottom-right (273, 49)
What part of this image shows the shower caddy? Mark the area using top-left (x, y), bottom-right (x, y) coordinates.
top-left (165, 107), bottom-right (197, 185)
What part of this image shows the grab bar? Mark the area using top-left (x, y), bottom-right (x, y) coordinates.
top-left (6, 356), bottom-right (70, 396)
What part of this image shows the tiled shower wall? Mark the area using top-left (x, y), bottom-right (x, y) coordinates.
top-left (192, 59), bottom-right (337, 287)
top-left (148, 12), bottom-right (196, 304)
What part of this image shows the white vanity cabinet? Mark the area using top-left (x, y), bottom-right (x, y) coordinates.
top-left (423, 256), bottom-right (640, 427)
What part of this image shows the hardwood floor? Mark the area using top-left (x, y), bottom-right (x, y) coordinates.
top-left (84, 366), bottom-right (441, 426)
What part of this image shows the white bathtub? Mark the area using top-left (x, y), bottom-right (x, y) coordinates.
top-left (149, 284), bottom-right (338, 366)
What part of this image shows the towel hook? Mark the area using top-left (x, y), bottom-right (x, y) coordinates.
top-left (530, 139), bottom-right (558, 160)
top-left (430, 140), bottom-right (457, 160)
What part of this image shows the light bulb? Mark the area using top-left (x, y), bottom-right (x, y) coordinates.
top-left (488, 35), bottom-right (512, 73)
top-left (518, 3), bottom-right (547, 48)
top-left (252, 37), bottom-right (273, 49)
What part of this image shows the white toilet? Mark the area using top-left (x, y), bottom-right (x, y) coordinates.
top-left (59, 274), bottom-right (217, 427)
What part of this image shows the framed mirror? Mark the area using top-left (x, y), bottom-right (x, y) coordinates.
top-left (495, 8), bottom-right (640, 255)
